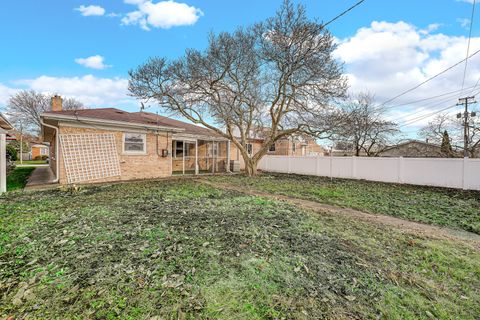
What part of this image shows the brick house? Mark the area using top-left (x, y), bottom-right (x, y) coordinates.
top-left (229, 130), bottom-right (326, 170)
top-left (41, 96), bottom-right (231, 185)
top-left (29, 142), bottom-right (50, 160)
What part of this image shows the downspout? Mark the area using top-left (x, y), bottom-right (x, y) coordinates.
top-left (40, 120), bottom-right (59, 183)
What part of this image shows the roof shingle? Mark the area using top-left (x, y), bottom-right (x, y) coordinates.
top-left (42, 108), bottom-right (222, 137)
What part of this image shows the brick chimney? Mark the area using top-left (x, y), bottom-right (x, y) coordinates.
top-left (51, 95), bottom-right (63, 112)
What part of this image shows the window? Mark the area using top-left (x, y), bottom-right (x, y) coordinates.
top-left (207, 142), bottom-right (218, 157)
top-left (174, 141), bottom-right (184, 158)
top-left (292, 142), bottom-right (296, 153)
top-left (269, 143), bottom-right (276, 152)
top-left (40, 147), bottom-right (48, 155)
top-left (123, 133), bottom-right (146, 154)
top-left (246, 143), bottom-right (253, 156)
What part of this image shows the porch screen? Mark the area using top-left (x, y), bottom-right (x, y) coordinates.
top-left (59, 133), bottom-right (121, 184)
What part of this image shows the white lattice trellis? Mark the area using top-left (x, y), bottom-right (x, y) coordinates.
top-left (59, 133), bottom-right (121, 184)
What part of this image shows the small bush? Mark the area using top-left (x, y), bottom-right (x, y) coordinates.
top-left (6, 144), bottom-right (18, 161)
top-left (33, 155), bottom-right (49, 161)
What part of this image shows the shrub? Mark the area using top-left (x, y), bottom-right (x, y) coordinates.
top-left (33, 155), bottom-right (48, 161)
top-left (6, 144), bottom-right (18, 161)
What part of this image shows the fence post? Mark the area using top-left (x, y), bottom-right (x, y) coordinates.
top-left (315, 155), bottom-right (320, 176)
top-left (398, 157), bottom-right (404, 184)
top-left (329, 155), bottom-right (333, 180)
top-left (462, 157), bottom-right (467, 190)
top-left (287, 156), bottom-right (292, 174)
top-left (352, 156), bottom-right (357, 179)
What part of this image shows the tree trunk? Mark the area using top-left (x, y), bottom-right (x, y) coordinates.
top-left (244, 158), bottom-right (258, 177)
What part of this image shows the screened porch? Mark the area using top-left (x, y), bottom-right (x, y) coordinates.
top-left (171, 138), bottom-right (230, 175)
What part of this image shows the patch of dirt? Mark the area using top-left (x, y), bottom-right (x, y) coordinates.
top-left (199, 179), bottom-right (480, 247)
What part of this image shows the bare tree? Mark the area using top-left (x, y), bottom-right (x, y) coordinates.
top-left (334, 93), bottom-right (399, 156)
top-left (419, 112), bottom-right (480, 157)
top-left (6, 90), bottom-right (85, 134)
top-left (418, 113), bottom-right (452, 145)
top-left (128, 0), bottom-right (347, 175)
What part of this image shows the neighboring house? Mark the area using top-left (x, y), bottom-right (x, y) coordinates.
top-left (229, 129), bottom-right (326, 169)
top-left (1, 112), bottom-right (13, 193)
top-left (29, 142), bottom-right (49, 160)
top-left (6, 133), bottom-right (16, 142)
top-left (377, 140), bottom-right (455, 158)
top-left (40, 96), bottom-right (231, 185)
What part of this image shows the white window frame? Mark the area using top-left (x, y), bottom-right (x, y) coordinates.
top-left (269, 143), bottom-right (276, 152)
top-left (122, 132), bottom-right (147, 155)
top-left (40, 147), bottom-right (48, 155)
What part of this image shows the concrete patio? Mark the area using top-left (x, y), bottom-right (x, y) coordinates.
top-left (26, 166), bottom-right (57, 189)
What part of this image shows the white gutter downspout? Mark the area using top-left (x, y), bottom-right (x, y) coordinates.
top-left (41, 120), bottom-right (59, 183)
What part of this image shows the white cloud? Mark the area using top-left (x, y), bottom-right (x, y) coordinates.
top-left (75, 55), bottom-right (111, 70)
top-left (121, 0), bottom-right (203, 30)
top-left (0, 83), bottom-right (19, 106)
top-left (334, 20), bottom-right (480, 129)
top-left (75, 5), bottom-right (106, 16)
top-left (13, 75), bottom-right (133, 107)
top-left (457, 18), bottom-right (471, 29)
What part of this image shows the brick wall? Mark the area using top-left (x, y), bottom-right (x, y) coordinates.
top-left (57, 126), bottom-right (173, 185)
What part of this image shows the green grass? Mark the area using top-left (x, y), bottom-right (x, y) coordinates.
top-left (15, 160), bottom-right (47, 165)
top-left (0, 179), bottom-right (479, 319)
top-left (6, 166), bottom-right (35, 191)
top-left (207, 173), bottom-right (480, 234)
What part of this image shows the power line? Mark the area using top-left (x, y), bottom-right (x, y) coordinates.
top-left (399, 104), bottom-right (459, 128)
top-left (384, 85), bottom-right (476, 110)
top-left (396, 88), bottom-right (480, 126)
top-left (324, 0), bottom-right (366, 27)
top-left (392, 91), bottom-right (473, 123)
top-left (377, 48), bottom-right (480, 108)
top-left (460, 0), bottom-right (476, 94)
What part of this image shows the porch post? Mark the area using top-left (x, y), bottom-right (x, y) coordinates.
top-left (212, 140), bottom-right (215, 174)
top-left (182, 140), bottom-right (185, 175)
top-left (0, 131), bottom-right (7, 193)
top-left (227, 140), bottom-right (231, 172)
top-left (195, 139), bottom-right (199, 175)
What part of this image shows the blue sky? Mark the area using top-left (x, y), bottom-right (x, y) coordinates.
top-left (0, 0), bottom-right (478, 136)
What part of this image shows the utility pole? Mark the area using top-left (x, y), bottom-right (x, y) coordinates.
top-left (457, 96), bottom-right (477, 157)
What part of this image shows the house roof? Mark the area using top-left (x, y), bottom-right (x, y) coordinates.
top-left (41, 108), bottom-right (223, 138)
top-left (0, 113), bottom-right (13, 131)
top-left (30, 141), bottom-right (49, 147)
top-left (131, 112), bottom-right (223, 138)
top-left (380, 140), bottom-right (442, 152)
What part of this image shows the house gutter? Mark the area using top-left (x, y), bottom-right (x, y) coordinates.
top-left (41, 113), bottom-right (184, 132)
top-left (40, 120), bottom-right (59, 183)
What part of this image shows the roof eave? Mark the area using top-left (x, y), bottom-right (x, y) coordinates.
top-left (40, 113), bottom-right (185, 133)
top-left (0, 113), bottom-right (13, 131)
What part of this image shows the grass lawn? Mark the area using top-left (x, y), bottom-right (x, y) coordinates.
top-left (0, 179), bottom-right (479, 319)
top-left (15, 160), bottom-right (47, 165)
top-left (207, 173), bottom-right (480, 234)
top-left (6, 166), bottom-right (35, 191)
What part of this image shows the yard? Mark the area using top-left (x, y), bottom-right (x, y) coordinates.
top-left (207, 173), bottom-right (480, 234)
top-left (1, 178), bottom-right (479, 319)
top-left (6, 166), bottom-right (35, 191)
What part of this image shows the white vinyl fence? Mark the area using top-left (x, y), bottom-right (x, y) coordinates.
top-left (258, 156), bottom-right (480, 191)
